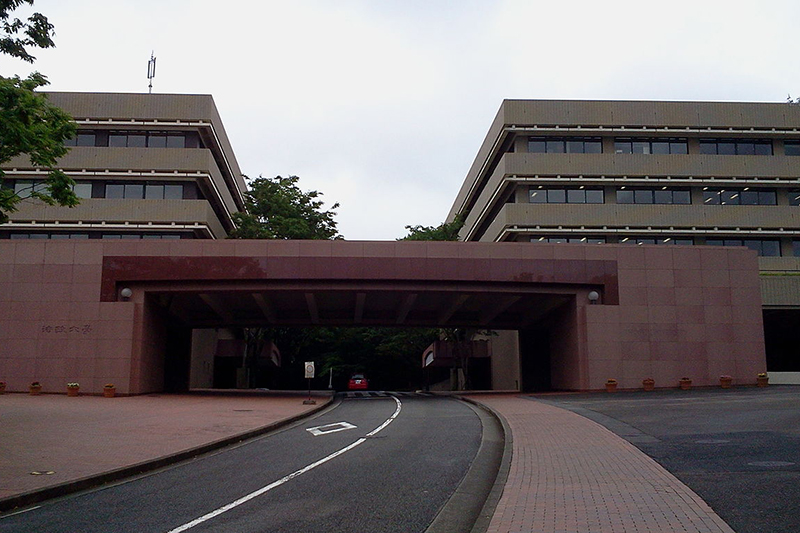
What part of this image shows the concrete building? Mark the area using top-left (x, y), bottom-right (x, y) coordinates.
top-left (449, 99), bottom-right (800, 384)
top-left (0, 95), bottom-right (781, 394)
top-left (1, 92), bottom-right (246, 240)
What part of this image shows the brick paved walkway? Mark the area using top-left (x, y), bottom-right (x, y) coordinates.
top-left (0, 393), bottom-right (329, 502)
top-left (469, 395), bottom-right (735, 533)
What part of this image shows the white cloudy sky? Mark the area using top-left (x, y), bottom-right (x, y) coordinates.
top-left (3, 0), bottom-right (800, 239)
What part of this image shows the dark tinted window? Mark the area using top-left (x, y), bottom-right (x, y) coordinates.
top-left (166, 135), bottom-right (185, 148)
top-left (164, 184), bottom-right (183, 199)
top-left (76, 133), bottom-right (96, 146)
top-left (127, 135), bottom-right (146, 148)
top-left (145, 184), bottom-right (164, 199)
top-left (785, 141), bottom-right (800, 156)
top-left (547, 189), bottom-right (566, 203)
top-left (106, 184), bottom-right (125, 198)
top-left (148, 135), bottom-right (167, 148)
top-left (529, 137), bottom-right (602, 154)
top-left (585, 189), bottom-right (604, 203)
top-left (528, 140), bottom-right (546, 153)
top-left (654, 190), bottom-right (672, 204)
top-left (758, 191), bottom-right (776, 205)
top-left (673, 190), bottom-right (691, 204)
top-left (567, 189), bottom-right (585, 203)
top-left (529, 188), bottom-right (546, 203)
top-left (109, 134), bottom-right (127, 147)
top-left (616, 190), bottom-right (634, 204)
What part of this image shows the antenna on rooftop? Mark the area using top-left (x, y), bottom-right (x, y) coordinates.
top-left (147, 52), bottom-right (157, 94)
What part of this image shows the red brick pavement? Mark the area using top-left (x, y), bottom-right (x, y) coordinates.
top-left (469, 394), bottom-right (735, 533)
top-left (0, 393), bottom-right (329, 501)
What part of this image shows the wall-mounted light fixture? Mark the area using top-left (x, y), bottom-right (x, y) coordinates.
top-left (588, 290), bottom-right (600, 305)
top-left (120, 288), bottom-right (133, 301)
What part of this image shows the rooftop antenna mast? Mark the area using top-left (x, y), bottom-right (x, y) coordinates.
top-left (147, 52), bottom-right (156, 94)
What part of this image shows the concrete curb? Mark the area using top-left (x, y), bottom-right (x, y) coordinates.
top-left (424, 395), bottom-right (510, 533)
top-left (459, 396), bottom-right (514, 533)
top-left (0, 393), bottom-right (335, 515)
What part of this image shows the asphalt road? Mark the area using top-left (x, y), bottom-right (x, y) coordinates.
top-left (535, 386), bottom-right (800, 533)
top-left (0, 394), bottom-right (484, 533)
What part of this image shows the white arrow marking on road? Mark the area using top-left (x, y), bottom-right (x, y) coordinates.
top-left (306, 421), bottom-right (357, 436)
top-left (165, 396), bottom-right (402, 533)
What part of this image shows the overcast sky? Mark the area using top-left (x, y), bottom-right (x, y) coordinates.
top-left (3, 0), bottom-right (800, 240)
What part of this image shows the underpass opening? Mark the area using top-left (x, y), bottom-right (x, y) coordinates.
top-left (149, 286), bottom-right (587, 393)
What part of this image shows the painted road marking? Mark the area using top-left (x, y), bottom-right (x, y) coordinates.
top-left (165, 396), bottom-right (402, 533)
top-left (306, 422), bottom-right (357, 436)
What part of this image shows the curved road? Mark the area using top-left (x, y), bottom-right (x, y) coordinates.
top-left (0, 394), bottom-right (484, 533)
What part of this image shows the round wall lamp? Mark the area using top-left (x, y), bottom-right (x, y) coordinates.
top-left (119, 287), bottom-right (133, 301)
top-left (587, 290), bottom-right (600, 305)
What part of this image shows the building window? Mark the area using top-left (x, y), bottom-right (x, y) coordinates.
top-left (13, 180), bottom-right (48, 198)
top-left (620, 237), bottom-right (695, 245)
top-left (699, 139), bottom-right (772, 155)
top-left (702, 188), bottom-right (776, 205)
top-left (614, 138), bottom-right (688, 154)
top-left (616, 187), bottom-right (691, 204)
top-left (789, 190), bottom-right (800, 206)
top-left (75, 130), bottom-right (189, 148)
top-left (532, 237), bottom-right (606, 244)
top-left (145, 183), bottom-right (184, 200)
top-left (529, 187), bottom-right (603, 204)
top-left (72, 182), bottom-right (93, 199)
top-left (793, 241), bottom-right (800, 257)
top-left (2, 231), bottom-right (191, 240)
top-left (786, 141), bottom-right (800, 156)
top-left (528, 137), bottom-right (602, 154)
top-left (64, 132), bottom-right (97, 147)
top-left (706, 238), bottom-right (781, 256)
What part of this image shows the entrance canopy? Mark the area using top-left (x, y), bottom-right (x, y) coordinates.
top-left (100, 240), bottom-right (618, 329)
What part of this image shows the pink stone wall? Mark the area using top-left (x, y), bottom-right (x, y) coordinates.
top-left (579, 244), bottom-right (765, 390)
top-left (0, 241), bottom-right (136, 394)
top-left (0, 240), bottom-right (767, 394)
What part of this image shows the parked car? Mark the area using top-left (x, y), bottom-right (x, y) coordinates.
top-left (348, 374), bottom-right (368, 390)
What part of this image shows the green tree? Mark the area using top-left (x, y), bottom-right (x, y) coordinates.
top-left (229, 174), bottom-right (341, 387)
top-left (2, 0), bottom-right (56, 62)
top-left (0, 0), bottom-right (78, 223)
top-left (400, 214), bottom-right (464, 241)
top-left (230, 175), bottom-right (341, 240)
top-left (400, 214), bottom-right (490, 390)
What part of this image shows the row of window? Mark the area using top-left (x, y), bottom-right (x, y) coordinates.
top-left (702, 188), bottom-right (776, 205)
top-left (699, 139), bottom-right (772, 156)
top-left (528, 137), bottom-right (602, 154)
top-left (3, 232), bottom-right (190, 240)
top-left (63, 130), bottom-right (201, 149)
top-left (11, 180), bottom-right (197, 200)
top-left (527, 137), bottom-right (800, 155)
top-left (529, 186), bottom-right (791, 205)
top-left (614, 138), bottom-right (688, 155)
top-left (531, 236), bottom-right (794, 256)
top-left (529, 187), bottom-right (604, 204)
top-left (617, 188), bottom-right (690, 204)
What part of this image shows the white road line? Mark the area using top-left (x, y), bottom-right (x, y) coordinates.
top-left (165, 396), bottom-right (402, 533)
top-left (306, 421), bottom-right (358, 436)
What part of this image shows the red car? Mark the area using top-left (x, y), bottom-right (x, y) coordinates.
top-left (348, 374), bottom-right (368, 390)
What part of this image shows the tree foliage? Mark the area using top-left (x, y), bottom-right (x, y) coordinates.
top-left (0, 1), bottom-right (77, 223)
top-left (1, 0), bottom-right (55, 63)
top-left (230, 175), bottom-right (341, 240)
top-left (400, 214), bottom-right (464, 241)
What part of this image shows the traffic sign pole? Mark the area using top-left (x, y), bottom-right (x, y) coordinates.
top-left (303, 362), bottom-right (316, 405)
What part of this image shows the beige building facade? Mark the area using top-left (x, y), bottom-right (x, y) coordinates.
top-left (449, 99), bottom-right (800, 384)
top-left (1, 92), bottom-right (246, 241)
